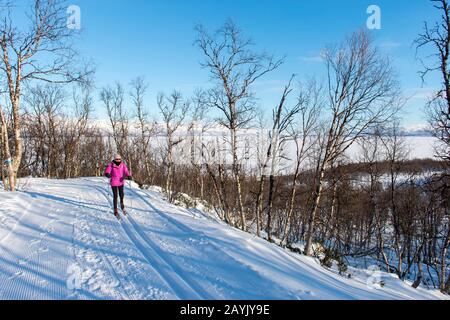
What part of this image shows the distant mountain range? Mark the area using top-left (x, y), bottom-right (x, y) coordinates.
top-left (91, 119), bottom-right (435, 137)
top-left (400, 124), bottom-right (433, 137)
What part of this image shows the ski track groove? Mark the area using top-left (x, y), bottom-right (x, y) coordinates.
top-left (86, 188), bottom-right (172, 301)
top-left (0, 196), bottom-right (33, 245)
top-left (0, 197), bottom-right (63, 300)
top-left (89, 182), bottom-right (207, 300)
top-left (129, 188), bottom-right (273, 278)
top-left (86, 184), bottom-right (169, 299)
top-left (83, 180), bottom-right (449, 301)
top-left (128, 188), bottom-right (380, 300)
top-left (76, 192), bottom-right (130, 300)
top-left (126, 186), bottom-right (297, 299)
top-left (78, 181), bottom-right (171, 300)
top-left (126, 214), bottom-right (214, 299)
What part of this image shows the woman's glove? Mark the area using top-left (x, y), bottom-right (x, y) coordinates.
top-left (105, 173), bottom-right (111, 178)
top-left (126, 176), bottom-right (133, 181)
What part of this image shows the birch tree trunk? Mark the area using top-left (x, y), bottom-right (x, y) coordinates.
top-left (265, 130), bottom-right (280, 242)
top-left (0, 106), bottom-right (15, 191)
top-left (305, 166), bottom-right (325, 256)
top-left (440, 227), bottom-right (450, 293)
top-left (231, 126), bottom-right (246, 231)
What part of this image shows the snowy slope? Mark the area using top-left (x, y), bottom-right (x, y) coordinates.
top-left (0, 178), bottom-right (447, 300)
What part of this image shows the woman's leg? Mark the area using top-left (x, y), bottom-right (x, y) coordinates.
top-left (119, 186), bottom-right (125, 209)
top-left (112, 186), bottom-right (119, 211)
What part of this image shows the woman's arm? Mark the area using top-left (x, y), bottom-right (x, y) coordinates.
top-left (124, 164), bottom-right (132, 180)
top-left (104, 163), bottom-right (112, 178)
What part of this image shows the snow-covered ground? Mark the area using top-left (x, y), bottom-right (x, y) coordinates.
top-left (0, 178), bottom-right (447, 300)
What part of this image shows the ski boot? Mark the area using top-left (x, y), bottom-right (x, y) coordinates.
top-left (121, 203), bottom-right (127, 216)
top-left (114, 209), bottom-right (121, 220)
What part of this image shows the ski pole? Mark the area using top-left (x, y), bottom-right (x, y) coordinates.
top-left (106, 179), bottom-right (111, 206)
top-left (127, 178), bottom-right (133, 213)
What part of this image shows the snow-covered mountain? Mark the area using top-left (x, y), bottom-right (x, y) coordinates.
top-left (91, 119), bottom-right (439, 162)
top-left (0, 178), bottom-right (447, 300)
top-left (400, 124), bottom-right (433, 137)
top-left (91, 119), bottom-right (434, 137)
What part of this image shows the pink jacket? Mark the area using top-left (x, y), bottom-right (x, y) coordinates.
top-left (105, 162), bottom-right (130, 187)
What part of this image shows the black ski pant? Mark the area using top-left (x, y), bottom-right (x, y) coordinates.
top-left (112, 186), bottom-right (124, 211)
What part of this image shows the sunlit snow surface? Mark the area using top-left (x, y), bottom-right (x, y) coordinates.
top-left (0, 178), bottom-right (447, 300)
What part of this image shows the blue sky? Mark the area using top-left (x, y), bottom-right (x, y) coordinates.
top-left (67, 0), bottom-right (441, 125)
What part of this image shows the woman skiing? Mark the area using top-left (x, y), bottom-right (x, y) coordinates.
top-left (104, 154), bottom-right (132, 219)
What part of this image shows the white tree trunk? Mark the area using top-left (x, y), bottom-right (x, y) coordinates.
top-left (0, 107), bottom-right (15, 191)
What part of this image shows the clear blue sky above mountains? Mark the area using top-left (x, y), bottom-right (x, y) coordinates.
top-left (70, 1), bottom-right (440, 126)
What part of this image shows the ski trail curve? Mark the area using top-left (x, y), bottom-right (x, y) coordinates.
top-left (78, 181), bottom-right (173, 300)
top-left (125, 185), bottom-right (302, 299)
top-left (125, 214), bottom-right (215, 299)
top-left (127, 187), bottom-right (393, 300)
top-left (128, 187), bottom-right (268, 270)
top-left (89, 183), bottom-right (207, 300)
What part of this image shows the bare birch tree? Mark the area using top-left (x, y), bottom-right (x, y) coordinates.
top-left (281, 80), bottom-right (322, 246)
top-left (62, 82), bottom-right (93, 178)
top-left (416, 0), bottom-right (450, 163)
top-left (188, 89), bottom-right (210, 199)
top-left (158, 91), bottom-right (189, 202)
top-left (195, 20), bottom-right (284, 231)
top-left (101, 83), bottom-right (130, 162)
top-left (358, 127), bottom-right (391, 272)
top-left (130, 76), bottom-right (157, 184)
top-left (255, 75), bottom-right (300, 241)
top-left (304, 30), bottom-right (401, 256)
top-left (415, 1), bottom-right (450, 292)
top-left (0, 0), bottom-right (92, 190)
